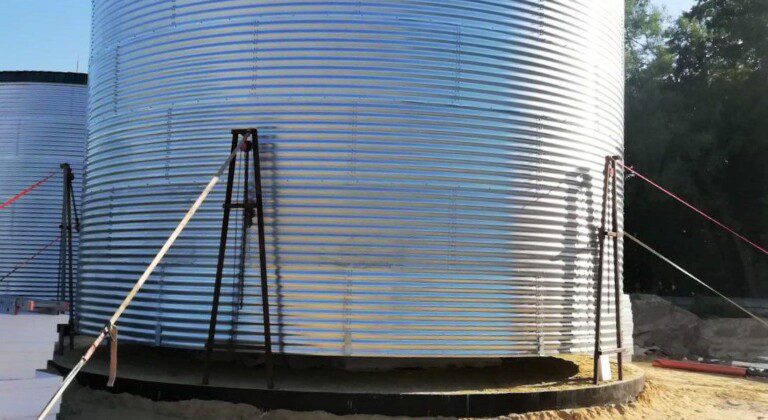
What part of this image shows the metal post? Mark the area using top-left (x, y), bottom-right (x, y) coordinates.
top-left (65, 165), bottom-right (75, 350)
top-left (592, 157), bottom-right (611, 384)
top-left (239, 146), bottom-right (249, 310)
top-left (202, 132), bottom-right (239, 385)
top-left (251, 128), bottom-right (275, 389)
top-left (610, 156), bottom-right (623, 380)
top-left (55, 164), bottom-right (69, 355)
top-left (69, 184), bottom-right (81, 232)
top-left (57, 165), bottom-right (68, 301)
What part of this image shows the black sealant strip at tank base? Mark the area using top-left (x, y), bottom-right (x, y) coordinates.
top-left (48, 361), bottom-right (646, 417)
top-left (0, 71), bottom-right (87, 85)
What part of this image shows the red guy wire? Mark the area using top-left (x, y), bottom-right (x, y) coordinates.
top-left (615, 159), bottom-right (768, 257)
top-left (0, 171), bottom-right (57, 211)
top-left (0, 235), bottom-right (62, 283)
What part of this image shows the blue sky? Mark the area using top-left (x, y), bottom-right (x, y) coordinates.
top-left (654, 0), bottom-right (697, 18)
top-left (0, 0), bottom-right (91, 72)
top-left (1, 0), bottom-right (697, 73)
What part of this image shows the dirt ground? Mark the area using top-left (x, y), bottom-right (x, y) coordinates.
top-left (59, 361), bottom-right (768, 420)
top-left (631, 294), bottom-right (768, 362)
top-left (501, 361), bottom-right (768, 420)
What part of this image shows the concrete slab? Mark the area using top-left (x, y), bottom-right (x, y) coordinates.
top-left (0, 372), bottom-right (61, 419)
top-left (0, 313), bottom-right (65, 418)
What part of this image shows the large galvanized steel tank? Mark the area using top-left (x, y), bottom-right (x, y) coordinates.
top-left (81, 0), bottom-right (630, 357)
top-left (0, 71), bottom-right (87, 300)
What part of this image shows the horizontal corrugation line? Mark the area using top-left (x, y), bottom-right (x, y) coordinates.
top-left (0, 82), bottom-right (86, 300)
top-left (81, 0), bottom-right (628, 356)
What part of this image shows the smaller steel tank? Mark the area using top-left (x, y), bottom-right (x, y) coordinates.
top-left (0, 71), bottom-right (87, 300)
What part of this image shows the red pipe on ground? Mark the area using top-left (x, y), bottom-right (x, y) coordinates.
top-left (653, 358), bottom-right (747, 377)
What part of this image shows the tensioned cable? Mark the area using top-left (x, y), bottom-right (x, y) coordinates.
top-left (615, 160), bottom-right (768, 257)
top-left (0, 171), bottom-right (57, 210)
top-left (0, 235), bottom-right (61, 284)
top-left (624, 231), bottom-right (768, 330)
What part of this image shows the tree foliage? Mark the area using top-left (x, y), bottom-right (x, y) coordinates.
top-left (624, 0), bottom-right (768, 297)
top-left (625, 0), bottom-right (667, 80)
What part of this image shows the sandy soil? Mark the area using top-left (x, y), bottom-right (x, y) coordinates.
top-left (501, 362), bottom-right (768, 420)
top-left (59, 362), bottom-right (768, 420)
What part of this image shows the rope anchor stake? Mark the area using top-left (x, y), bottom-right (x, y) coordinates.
top-left (107, 324), bottom-right (118, 387)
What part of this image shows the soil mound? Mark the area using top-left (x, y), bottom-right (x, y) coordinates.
top-left (632, 294), bottom-right (768, 362)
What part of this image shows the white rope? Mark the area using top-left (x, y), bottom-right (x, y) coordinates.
top-left (624, 231), bottom-right (768, 330)
top-left (38, 135), bottom-right (247, 419)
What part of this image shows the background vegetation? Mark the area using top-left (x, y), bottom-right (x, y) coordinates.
top-left (624, 0), bottom-right (768, 297)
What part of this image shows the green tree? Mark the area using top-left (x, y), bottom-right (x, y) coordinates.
top-left (624, 0), bottom-right (768, 297)
top-left (625, 0), bottom-right (666, 80)
top-left (624, 0), bottom-right (681, 295)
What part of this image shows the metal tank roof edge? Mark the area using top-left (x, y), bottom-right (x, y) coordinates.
top-left (0, 71), bottom-right (87, 85)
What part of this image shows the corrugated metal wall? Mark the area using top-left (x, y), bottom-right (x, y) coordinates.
top-left (0, 73), bottom-right (87, 300)
top-left (81, 0), bottom-right (629, 357)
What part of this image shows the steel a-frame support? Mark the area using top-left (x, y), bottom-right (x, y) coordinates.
top-left (56, 163), bottom-right (79, 353)
top-left (202, 129), bottom-right (274, 389)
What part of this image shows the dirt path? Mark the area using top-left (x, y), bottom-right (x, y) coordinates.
top-left (60, 362), bottom-right (768, 420)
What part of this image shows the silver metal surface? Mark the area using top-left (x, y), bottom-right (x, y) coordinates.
top-left (81, 0), bottom-right (628, 356)
top-left (0, 75), bottom-right (87, 300)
